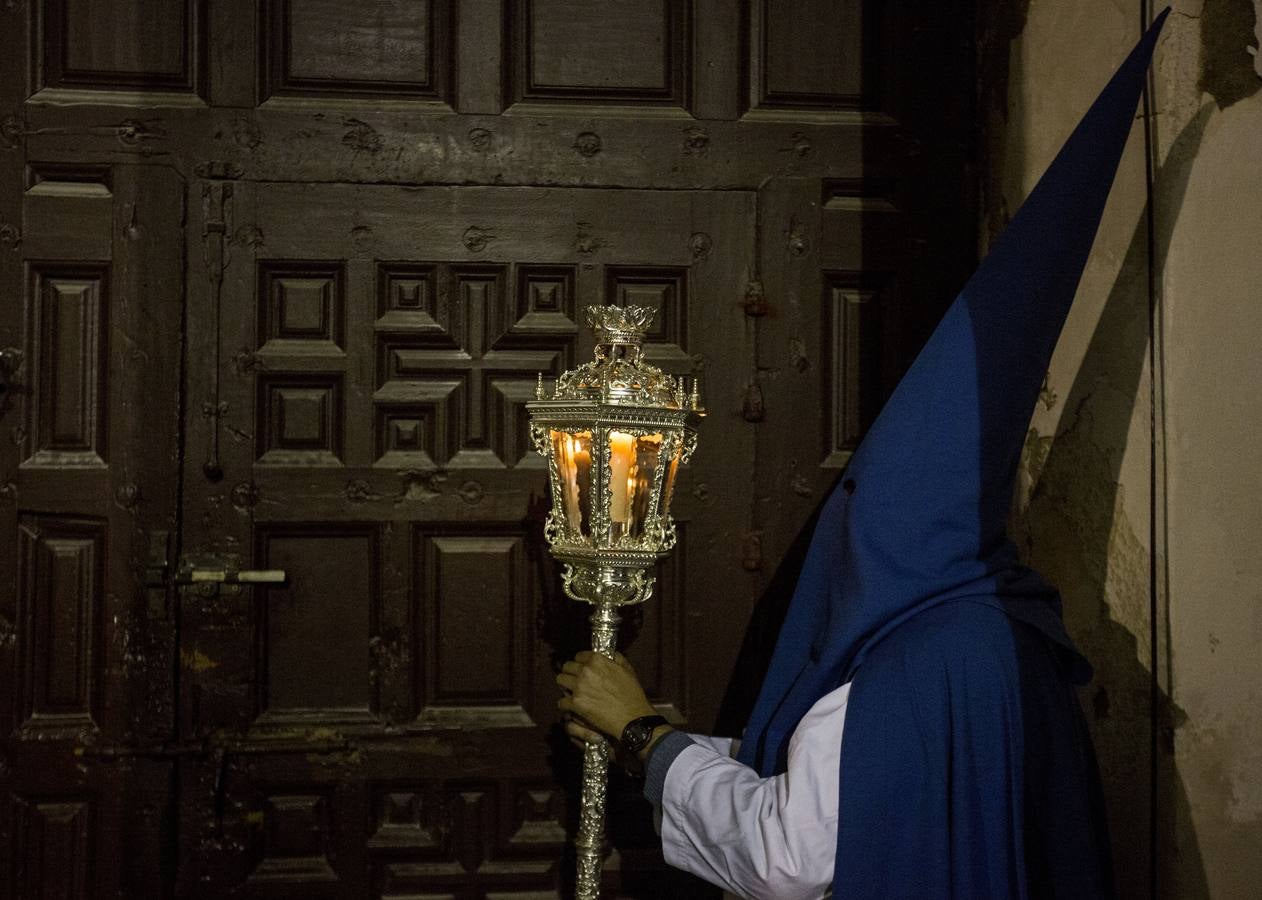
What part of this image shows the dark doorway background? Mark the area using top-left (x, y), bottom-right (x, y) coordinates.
top-left (0, 2), bottom-right (974, 896)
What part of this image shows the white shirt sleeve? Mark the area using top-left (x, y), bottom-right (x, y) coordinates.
top-left (685, 733), bottom-right (736, 758)
top-left (658, 681), bottom-right (851, 900)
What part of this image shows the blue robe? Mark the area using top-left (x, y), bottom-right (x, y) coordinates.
top-left (835, 600), bottom-right (1112, 898)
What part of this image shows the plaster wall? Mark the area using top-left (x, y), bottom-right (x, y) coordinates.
top-left (1157, 3), bottom-right (1262, 896)
top-left (982, 1), bottom-right (1262, 896)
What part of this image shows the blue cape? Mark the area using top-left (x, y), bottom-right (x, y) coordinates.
top-left (734, 11), bottom-right (1169, 897)
top-left (834, 600), bottom-right (1114, 897)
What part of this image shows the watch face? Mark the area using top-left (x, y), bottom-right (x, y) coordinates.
top-left (625, 722), bottom-right (653, 750)
top-left (622, 716), bottom-right (665, 752)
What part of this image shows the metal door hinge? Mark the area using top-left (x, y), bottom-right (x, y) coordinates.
top-left (743, 281), bottom-right (767, 317)
top-left (0, 347), bottom-right (23, 395)
top-left (142, 530), bottom-right (172, 618)
top-left (143, 531), bottom-right (171, 587)
top-left (742, 382), bottom-right (765, 423)
top-left (742, 532), bottom-right (764, 572)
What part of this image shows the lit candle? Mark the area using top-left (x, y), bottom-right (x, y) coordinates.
top-left (560, 435), bottom-right (579, 529)
top-left (572, 437), bottom-right (591, 531)
top-left (609, 432), bottom-right (635, 524)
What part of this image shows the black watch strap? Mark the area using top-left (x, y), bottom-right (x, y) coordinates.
top-left (620, 715), bottom-right (669, 753)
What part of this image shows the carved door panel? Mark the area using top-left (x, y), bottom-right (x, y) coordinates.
top-left (175, 182), bottom-right (754, 898)
top-left (0, 162), bottom-right (184, 898)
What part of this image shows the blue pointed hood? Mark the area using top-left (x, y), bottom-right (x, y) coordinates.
top-left (738, 9), bottom-right (1170, 776)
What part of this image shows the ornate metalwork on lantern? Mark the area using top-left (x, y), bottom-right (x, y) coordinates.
top-left (526, 304), bottom-right (703, 900)
top-left (528, 304), bottom-right (703, 605)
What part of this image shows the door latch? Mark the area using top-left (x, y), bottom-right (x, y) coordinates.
top-left (177, 559), bottom-right (286, 585)
top-left (181, 568), bottom-right (286, 584)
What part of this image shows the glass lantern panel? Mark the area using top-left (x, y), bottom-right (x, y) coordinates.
top-left (629, 433), bottom-right (662, 539)
top-left (661, 450), bottom-right (681, 518)
top-left (551, 430), bottom-right (593, 536)
top-left (606, 430), bottom-right (633, 541)
top-left (607, 430), bottom-right (662, 542)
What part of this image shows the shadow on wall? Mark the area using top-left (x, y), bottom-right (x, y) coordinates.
top-left (1013, 101), bottom-right (1214, 900)
top-left (1020, 0), bottom-right (1262, 888)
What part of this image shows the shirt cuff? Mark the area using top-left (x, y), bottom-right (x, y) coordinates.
top-left (642, 730), bottom-right (694, 807)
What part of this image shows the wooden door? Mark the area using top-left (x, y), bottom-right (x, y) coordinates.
top-left (176, 182), bottom-right (753, 897)
top-left (0, 160), bottom-right (184, 900)
top-left (2, 1), bottom-right (975, 898)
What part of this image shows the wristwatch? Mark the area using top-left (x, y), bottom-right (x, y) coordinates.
top-left (620, 715), bottom-right (669, 753)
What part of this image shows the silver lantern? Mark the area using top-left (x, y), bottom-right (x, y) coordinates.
top-left (527, 304), bottom-right (702, 899)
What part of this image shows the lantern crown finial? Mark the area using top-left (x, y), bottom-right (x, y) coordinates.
top-left (541, 304), bottom-right (681, 405)
top-left (586, 304), bottom-right (654, 347)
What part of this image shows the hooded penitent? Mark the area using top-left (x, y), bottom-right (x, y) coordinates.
top-left (735, 10), bottom-right (1169, 897)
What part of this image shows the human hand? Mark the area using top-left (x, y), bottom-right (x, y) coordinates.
top-left (555, 651), bottom-right (657, 745)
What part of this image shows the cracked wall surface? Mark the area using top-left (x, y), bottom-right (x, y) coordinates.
top-left (982, 1), bottom-right (1261, 896)
top-left (1160, 2), bottom-right (1262, 895)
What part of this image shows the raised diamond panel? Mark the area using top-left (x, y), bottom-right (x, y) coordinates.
top-left (823, 279), bottom-right (883, 466)
top-left (508, 0), bottom-right (689, 107)
top-left (249, 792), bottom-right (338, 882)
top-left (451, 786), bottom-right (496, 873)
top-left (490, 379), bottom-right (545, 468)
top-left (259, 262), bottom-right (345, 349)
top-left (26, 265), bottom-right (109, 467)
top-left (605, 265), bottom-right (689, 364)
top-left (375, 391), bottom-right (459, 468)
top-left (375, 265), bottom-right (570, 468)
top-left (254, 525), bottom-right (381, 722)
top-left (36, 0), bottom-right (204, 96)
top-left (257, 375), bottom-right (345, 465)
top-left (377, 263), bottom-right (455, 344)
top-left (12, 797), bottom-right (93, 898)
top-left (16, 516), bottom-right (105, 737)
top-left (754, 0), bottom-right (875, 111)
top-left (511, 265), bottom-right (577, 337)
top-left (261, 0), bottom-right (452, 101)
top-left (414, 528), bottom-right (534, 722)
top-left (368, 787), bottom-right (444, 852)
top-left (503, 785), bottom-right (566, 852)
